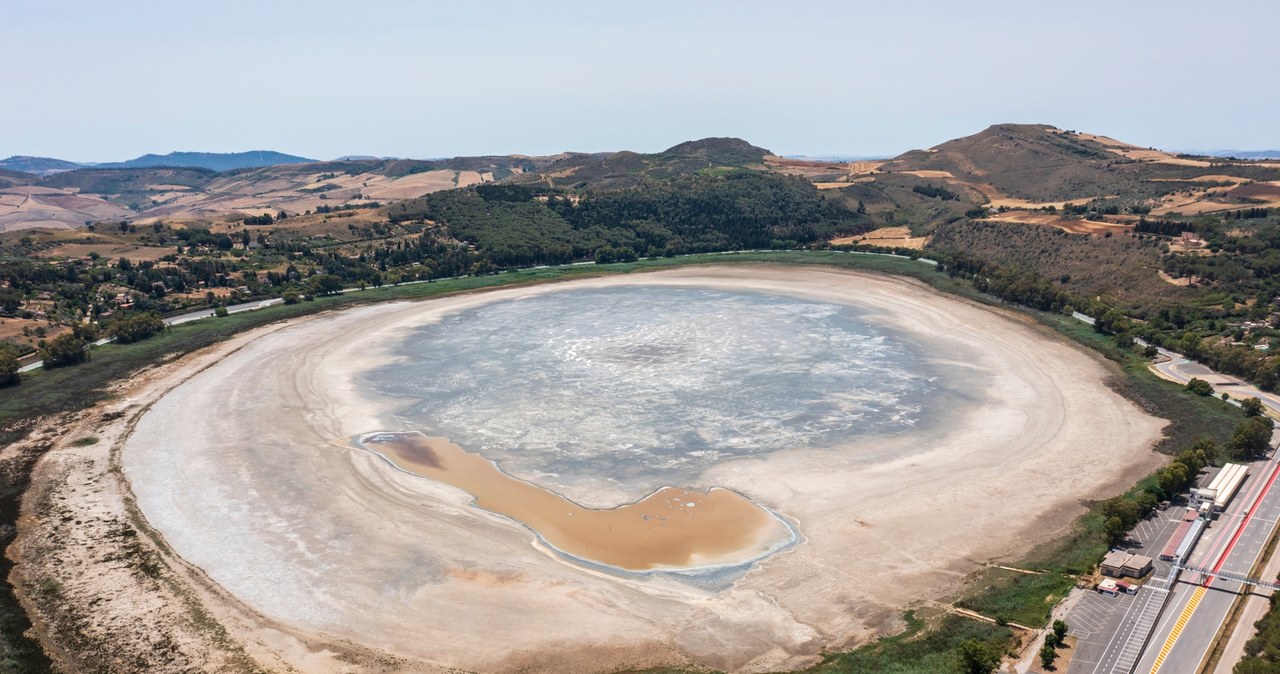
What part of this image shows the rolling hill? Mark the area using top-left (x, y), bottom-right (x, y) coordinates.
top-left (0, 154), bottom-right (564, 232)
top-left (809, 123), bottom-right (1280, 213)
top-left (512, 138), bottom-right (772, 190)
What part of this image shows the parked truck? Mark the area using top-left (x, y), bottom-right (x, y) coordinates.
top-left (1190, 463), bottom-right (1248, 519)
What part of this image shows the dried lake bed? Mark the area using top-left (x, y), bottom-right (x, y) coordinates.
top-left (115, 266), bottom-right (1166, 673)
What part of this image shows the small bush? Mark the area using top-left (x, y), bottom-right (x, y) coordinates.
top-left (1186, 378), bottom-right (1214, 396)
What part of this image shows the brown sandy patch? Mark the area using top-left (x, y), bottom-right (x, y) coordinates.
top-left (1109, 147), bottom-right (1215, 167)
top-left (1151, 196), bottom-right (1278, 216)
top-left (0, 188), bottom-right (133, 232)
top-left (145, 184), bottom-right (196, 191)
top-left (765, 157), bottom-right (887, 182)
top-left (455, 170), bottom-right (485, 187)
top-left (814, 178), bottom-right (876, 189)
top-left (1158, 270), bottom-right (1197, 286)
top-left (32, 242), bottom-right (175, 262)
top-left (361, 432), bottom-right (794, 571)
top-left (1147, 174), bottom-right (1254, 184)
top-left (830, 226), bottom-right (929, 249)
top-left (983, 211), bottom-right (1134, 235)
top-left (1229, 182), bottom-right (1280, 200)
top-left (0, 318), bottom-right (66, 351)
top-left (1072, 132), bottom-right (1140, 149)
top-left (986, 198), bottom-right (1059, 209)
top-left (847, 160), bottom-right (886, 175)
top-left (763, 156), bottom-right (854, 180)
top-left (897, 169), bottom-right (956, 179)
top-left (763, 157), bottom-right (845, 171)
top-left (361, 171), bottom-right (460, 200)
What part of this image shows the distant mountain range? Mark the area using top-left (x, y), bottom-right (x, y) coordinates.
top-left (4, 145), bottom-right (1276, 179)
top-left (0, 156), bottom-right (84, 176)
top-left (0, 150), bottom-right (316, 176)
top-left (95, 150), bottom-right (315, 171)
top-left (3, 127), bottom-right (1280, 235)
top-left (1191, 150), bottom-right (1280, 160)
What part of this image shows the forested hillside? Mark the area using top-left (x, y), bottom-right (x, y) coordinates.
top-left (928, 220), bottom-right (1178, 306)
top-left (389, 171), bottom-right (871, 264)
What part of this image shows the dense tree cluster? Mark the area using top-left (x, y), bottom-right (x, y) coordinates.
top-left (388, 172), bottom-right (871, 266)
top-left (1227, 416), bottom-right (1275, 461)
top-left (939, 255), bottom-right (1074, 313)
top-left (912, 183), bottom-right (959, 201)
top-left (1241, 593), bottom-right (1280, 672)
top-left (1229, 207), bottom-right (1272, 220)
top-left (1154, 441), bottom-right (1212, 501)
top-left (0, 343), bottom-right (20, 387)
top-left (105, 312), bottom-right (167, 344)
top-left (39, 333), bottom-right (89, 368)
top-left (1134, 217), bottom-right (1196, 236)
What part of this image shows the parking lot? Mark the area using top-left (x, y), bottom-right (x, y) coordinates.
top-left (1065, 506), bottom-right (1184, 674)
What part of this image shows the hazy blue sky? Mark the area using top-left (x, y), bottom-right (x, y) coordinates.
top-left (4, 0), bottom-right (1278, 161)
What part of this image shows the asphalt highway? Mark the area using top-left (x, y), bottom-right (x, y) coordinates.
top-left (1135, 458), bottom-right (1280, 673)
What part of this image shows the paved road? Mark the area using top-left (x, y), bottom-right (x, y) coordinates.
top-left (1213, 505), bottom-right (1280, 672)
top-left (18, 297), bottom-right (286, 373)
top-left (166, 298), bottom-right (284, 326)
top-left (1149, 346), bottom-right (1280, 415)
top-left (1134, 458), bottom-right (1280, 673)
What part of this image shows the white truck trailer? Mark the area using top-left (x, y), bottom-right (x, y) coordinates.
top-left (1190, 463), bottom-right (1249, 518)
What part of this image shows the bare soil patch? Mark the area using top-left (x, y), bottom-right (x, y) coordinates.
top-left (1229, 182), bottom-right (1280, 200)
top-left (32, 242), bottom-right (174, 263)
top-left (830, 225), bottom-right (929, 249)
top-left (1159, 270), bottom-right (1198, 286)
top-left (984, 211), bottom-right (1134, 235)
top-left (0, 318), bottom-right (66, 351)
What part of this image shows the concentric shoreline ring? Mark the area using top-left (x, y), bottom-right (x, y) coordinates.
top-left (119, 265), bottom-right (1166, 673)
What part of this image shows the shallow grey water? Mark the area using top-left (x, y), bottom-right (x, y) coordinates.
top-left (365, 286), bottom-right (942, 497)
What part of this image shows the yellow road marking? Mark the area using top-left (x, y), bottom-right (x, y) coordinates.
top-left (1149, 585), bottom-right (1207, 673)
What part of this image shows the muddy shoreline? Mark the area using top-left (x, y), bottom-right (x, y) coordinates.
top-left (355, 431), bottom-right (800, 574)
